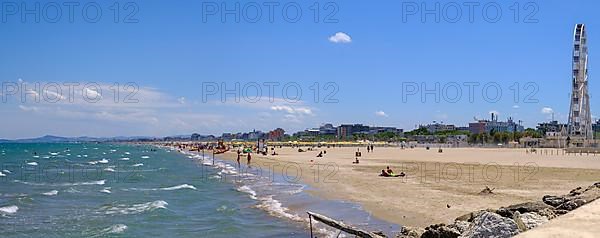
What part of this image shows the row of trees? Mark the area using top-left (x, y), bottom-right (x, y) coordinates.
top-left (282, 128), bottom-right (544, 144)
top-left (467, 129), bottom-right (543, 144)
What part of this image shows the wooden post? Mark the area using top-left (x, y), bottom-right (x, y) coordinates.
top-left (306, 211), bottom-right (384, 238)
top-left (308, 213), bottom-right (313, 238)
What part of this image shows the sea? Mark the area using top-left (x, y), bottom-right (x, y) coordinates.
top-left (0, 143), bottom-right (400, 237)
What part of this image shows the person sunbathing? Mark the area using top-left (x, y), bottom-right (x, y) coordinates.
top-left (391, 171), bottom-right (406, 177)
top-left (386, 166), bottom-right (394, 175)
top-left (380, 169), bottom-right (405, 177)
top-left (352, 158), bottom-right (360, 164)
top-left (316, 151), bottom-right (323, 157)
top-left (379, 170), bottom-right (390, 177)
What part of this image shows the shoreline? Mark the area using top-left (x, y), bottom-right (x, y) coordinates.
top-left (170, 145), bottom-right (402, 237)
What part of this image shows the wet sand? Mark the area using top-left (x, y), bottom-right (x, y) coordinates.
top-left (218, 147), bottom-right (600, 228)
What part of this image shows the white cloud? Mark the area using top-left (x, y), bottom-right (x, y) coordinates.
top-left (541, 107), bottom-right (554, 114)
top-left (44, 89), bottom-right (66, 101)
top-left (84, 88), bottom-right (102, 99)
top-left (25, 90), bottom-right (39, 97)
top-left (270, 105), bottom-right (313, 115)
top-left (512, 105), bottom-right (520, 109)
top-left (375, 110), bottom-right (388, 117)
top-left (18, 105), bottom-right (38, 112)
top-left (5, 81), bottom-right (324, 138)
top-left (294, 107), bottom-right (313, 115)
top-left (328, 32), bottom-right (352, 43)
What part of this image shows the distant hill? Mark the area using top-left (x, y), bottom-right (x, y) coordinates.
top-left (0, 135), bottom-right (157, 143)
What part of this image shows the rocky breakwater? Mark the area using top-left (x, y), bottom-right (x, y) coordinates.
top-left (397, 182), bottom-right (600, 238)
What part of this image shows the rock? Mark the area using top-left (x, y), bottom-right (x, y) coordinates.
top-left (421, 224), bottom-right (461, 238)
top-left (518, 212), bottom-right (548, 230)
top-left (461, 212), bottom-right (520, 238)
top-left (554, 209), bottom-right (569, 215)
top-left (568, 186), bottom-right (584, 196)
top-left (556, 198), bottom-right (586, 211)
top-left (542, 195), bottom-right (567, 207)
top-left (541, 182), bottom-right (600, 212)
top-left (512, 211), bottom-right (527, 232)
top-left (563, 182), bottom-right (600, 202)
top-left (455, 209), bottom-right (497, 222)
top-left (578, 184), bottom-right (600, 202)
top-left (448, 221), bottom-right (470, 234)
top-left (397, 226), bottom-right (423, 238)
top-left (536, 208), bottom-right (558, 220)
top-left (496, 201), bottom-right (554, 218)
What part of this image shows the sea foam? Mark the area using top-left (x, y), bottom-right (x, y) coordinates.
top-left (14, 179), bottom-right (105, 186)
top-left (101, 200), bottom-right (168, 215)
top-left (103, 224), bottom-right (127, 234)
top-left (0, 205), bottom-right (18, 215)
top-left (237, 185), bottom-right (258, 200)
top-left (123, 184), bottom-right (197, 192)
top-left (42, 190), bottom-right (59, 196)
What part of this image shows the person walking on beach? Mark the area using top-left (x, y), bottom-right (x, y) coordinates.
top-left (367, 146), bottom-right (370, 153)
top-left (247, 152), bottom-right (252, 166)
top-left (237, 150), bottom-right (241, 168)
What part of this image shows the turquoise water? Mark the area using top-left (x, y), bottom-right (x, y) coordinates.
top-left (0, 143), bottom-right (400, 237)
top-left (0, 143), bottom-right (308, 237)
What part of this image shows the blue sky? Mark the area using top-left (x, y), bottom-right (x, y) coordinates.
top-left (0, 0), bottom-right (599, 139)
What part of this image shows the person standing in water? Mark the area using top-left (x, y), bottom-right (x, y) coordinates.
top-left (247, 152), bottom-right (252, 166)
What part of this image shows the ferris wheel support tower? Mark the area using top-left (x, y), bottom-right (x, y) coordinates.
top-left (567, 24), bottom-right (593, 141)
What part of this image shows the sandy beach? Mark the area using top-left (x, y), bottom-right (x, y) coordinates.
top-left (217, 146), bottom-right (600, 228)
top-left (516, 199), bottom-right (600, 238)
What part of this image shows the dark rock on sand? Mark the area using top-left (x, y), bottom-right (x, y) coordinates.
top-left (496, 202), bottom-right (555, 218)
top-left (447, 221), bottom-right (470, 234)
top-left (535, 208), bottom-right (558, 220)
top-left (455, 209), bottom-right (497, 222)
top-left (397, 226), bottom-right (423, 238)
top-left (421, 223), bottom-right (460, 238)
top-left (542, 195), bottom-right (567, 207)
top-left (542, 182), bottom-right (600, 212)
top-left (556, 198), bottom-right (587, 211)
top-left (554, 209), bottom-right (569, 215)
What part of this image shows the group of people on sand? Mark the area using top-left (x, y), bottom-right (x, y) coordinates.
top-left (379, 166), bottom-right (405, 177)
top-left (237, 150), bottom-right (252, 167)
top-left (366, 145), bottom-right (374, 153)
